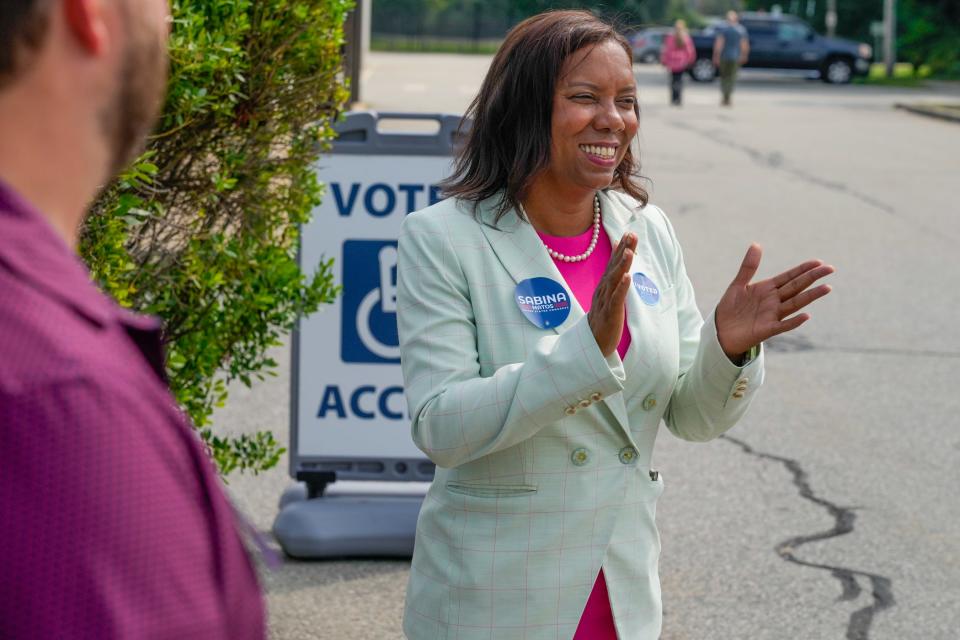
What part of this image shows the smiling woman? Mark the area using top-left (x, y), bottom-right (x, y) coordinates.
top-left (441, 11), bottom-right (646, 227)
top-left (397, 9), bottom-right (833, 640)
top-left (538, 40), bottom-right (641, 230)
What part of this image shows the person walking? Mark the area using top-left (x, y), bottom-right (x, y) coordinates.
top-left (397, 10), bottom-right (834, 639)
top-left (0, 1), bottom-right (266, 638)
top-left (660, 19), bottom-right (696, 106)
top-left (713, 10), bottom-right (750, 106)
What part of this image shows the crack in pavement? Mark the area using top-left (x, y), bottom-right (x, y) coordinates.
top-left (720, 434), bottom-right (895, 639)
top-left (765, 334), bottom-right (960, 359)
top-left (664, 119), bottom-right (953, 243)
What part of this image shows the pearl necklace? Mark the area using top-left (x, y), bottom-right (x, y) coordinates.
top-left (522, 194), bottom-right (602, 263)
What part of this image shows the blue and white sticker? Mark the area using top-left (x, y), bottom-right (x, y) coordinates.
top-left (632, 272), bottom-right (660, 306)
top-left (515, 277), bottom-right (571, 329)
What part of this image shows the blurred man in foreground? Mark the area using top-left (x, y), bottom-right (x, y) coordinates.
top-left (0, 1), bottom-right (266, 637)
top-left (712, 10), bottom-right (750, 106)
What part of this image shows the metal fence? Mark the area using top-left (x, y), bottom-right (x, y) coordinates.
top-left (370, 0), bottom-right (651, 53)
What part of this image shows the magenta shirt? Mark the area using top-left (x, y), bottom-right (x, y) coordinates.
top-left (536, 222), bottom-right (628, 640)
top-left (0, 179), bottom-right (266, 639)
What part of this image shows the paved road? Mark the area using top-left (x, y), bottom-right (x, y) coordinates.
top-left (217, 53), bottom-right (960, 639)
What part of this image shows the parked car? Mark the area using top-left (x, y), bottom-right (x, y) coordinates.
top-left (688, 13), bottom-right (873, 84)
top-left (629, 28), bottom-right (670, 63)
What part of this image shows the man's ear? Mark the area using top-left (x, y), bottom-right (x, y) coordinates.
top-left (63, 0), bottom-right (109, 55)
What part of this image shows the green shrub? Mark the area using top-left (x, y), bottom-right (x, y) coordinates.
top-left (81, 0), bottom-right (353, 476)
top-left (899, 0), bottom-right (960, 79)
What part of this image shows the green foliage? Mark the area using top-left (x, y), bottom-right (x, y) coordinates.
top-left (854, 61), bottom-right (931, 85)
top-left (899, 0), bottom-right (960, 78)
top-left (371, 35), bottom-right (502, 54)
top-left (507, 0), bottom-right (651, 26)
top-left (81, 0), bottom-right (352, 476)
top-left (203, 429), bottom-right (287, 477)
top-left (372, 0), bottom-right (658, 42)
top-left (663, 0), bottom-right (708, 28)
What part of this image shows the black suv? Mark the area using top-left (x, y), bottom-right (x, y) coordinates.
top-left (689, 13), bottom-right (873, 84)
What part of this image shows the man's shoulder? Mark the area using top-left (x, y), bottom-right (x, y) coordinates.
top-left (0, 266), bottom-right (154, 398)
top-left (0, 268), bottom-right (88, 391)
top-left (0, 275), bottom-right (189, 467)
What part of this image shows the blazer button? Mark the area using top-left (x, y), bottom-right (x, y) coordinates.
top-left (565, 406), bottom-right (577, 416)
top-left (590, 392), bottom-right (603, 402)
top-left (618, 446), bottom-right (638, 465)
top-left (641, 394), bottom-right (657, 411)
top-left (732, 391), bottom-right (745, 399)
top-left (571, 448), bottom-right (590, 466)
top-left (578, 399), bottom-right (591, 408)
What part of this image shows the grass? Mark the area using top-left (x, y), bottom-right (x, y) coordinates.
top-left (371, 36), bottom-right (501, 55)
top-left (897, 103), bottom-right (960, 121)
top-left (928, 104), bottom-right (960, 117)
top-left (855, 62), bottom-right (933, 86)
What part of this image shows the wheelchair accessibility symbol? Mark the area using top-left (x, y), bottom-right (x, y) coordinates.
top-left (341, 240), bottom-right (400, 363)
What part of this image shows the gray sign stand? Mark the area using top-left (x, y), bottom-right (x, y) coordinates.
top-left (273, 112), bottom-right (466, 558)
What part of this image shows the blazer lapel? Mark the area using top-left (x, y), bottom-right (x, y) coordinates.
top-left (476, 198), bottom-right (586, 334)
top-left (599, 190), bottom-right (648, 375)
top-left (596, 191), bottom-right (645, 442)
top-left (598, 189), bottom-right (646, 269)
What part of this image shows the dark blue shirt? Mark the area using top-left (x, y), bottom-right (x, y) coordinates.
top-left (718, 22), bottom-right (748, 61)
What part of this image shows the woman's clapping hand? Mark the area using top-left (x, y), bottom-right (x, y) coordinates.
top-left (716, 244), bottom-right (835, 360)
top-left (588, 232), bottom-right (637, 357)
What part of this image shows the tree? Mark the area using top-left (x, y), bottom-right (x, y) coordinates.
top-left (508, 1), bottom-right (653, 27)
top-left (372, 1), bottom-right (665, 38)
top-left (898, 0), bottom-right (960, 77)
top-left (81, 0), bottom-right (352, 476)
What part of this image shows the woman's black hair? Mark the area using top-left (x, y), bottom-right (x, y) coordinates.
top-left (441, 10), bottom-right (648, 223)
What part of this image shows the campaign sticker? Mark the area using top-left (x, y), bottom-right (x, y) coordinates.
top-left (515, 278), bottom-right (572, 329)
top-left (633, 272), bottom-right (660, 306)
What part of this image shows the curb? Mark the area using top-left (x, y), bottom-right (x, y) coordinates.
top-left (895, 103), bottom-right (960, 123)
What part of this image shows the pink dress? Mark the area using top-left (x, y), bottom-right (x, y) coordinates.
top-left (536, 221), bottom-right (630, 639)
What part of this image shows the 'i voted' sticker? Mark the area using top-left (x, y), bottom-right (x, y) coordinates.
top-left (515, 278), bottom-right (571, 329)
top-left (633, 272), bottom-right (660, 306)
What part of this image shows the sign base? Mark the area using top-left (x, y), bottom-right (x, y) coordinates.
top-left (273, 481), bottom-right (429, 558)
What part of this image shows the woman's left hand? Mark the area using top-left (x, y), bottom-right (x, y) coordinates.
top-left (716, 244), bottom-right (835, 360)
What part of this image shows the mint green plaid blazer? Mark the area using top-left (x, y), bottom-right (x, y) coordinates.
top-left (397, 189), bottom-right (764, 640)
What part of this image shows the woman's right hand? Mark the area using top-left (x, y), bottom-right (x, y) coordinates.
top-left (588, 232), bottom-right (637, 357)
